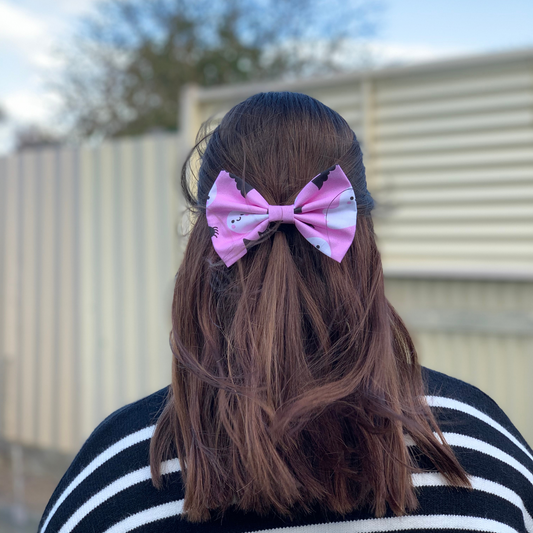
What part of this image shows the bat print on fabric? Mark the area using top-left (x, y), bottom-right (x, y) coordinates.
top-left (311, 165), bottom-right (335, 190)
top-left (229, 173), bottom-right (254, 197)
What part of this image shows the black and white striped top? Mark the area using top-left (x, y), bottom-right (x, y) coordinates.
top-left (38, 368), bottom-right (533, 533)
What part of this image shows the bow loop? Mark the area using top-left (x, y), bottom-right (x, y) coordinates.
top-left (206, 166), bottom-right (357, 267)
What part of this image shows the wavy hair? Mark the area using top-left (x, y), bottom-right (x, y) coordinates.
top-left (149, 92), bottom-right (470, 522)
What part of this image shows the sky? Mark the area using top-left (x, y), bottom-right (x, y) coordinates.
top-left (0, 0), bottom-right (532, 155)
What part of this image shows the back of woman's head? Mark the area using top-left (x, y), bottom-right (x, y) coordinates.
top-left (150, 91), bottom-right (469, 522)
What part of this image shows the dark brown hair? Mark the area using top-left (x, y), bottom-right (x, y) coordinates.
top-left (150, 92), bottom-right (470, 522)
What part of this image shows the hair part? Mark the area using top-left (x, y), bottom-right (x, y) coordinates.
top-left (150, 92), bottom-right (470, 522)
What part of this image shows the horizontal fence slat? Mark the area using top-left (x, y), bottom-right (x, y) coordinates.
top-left (379, 240), bottom-right (533, 258)
top-left (376, 129), bottom-right (533, 154)
top-left (376, 166), bottom-right (533, 187)
top-left (376, 148), bottom-right (533, 170)
top-left (377, 184), bottom-right (533, 204)
top-left (376, 222), bottom-right (533, 239)
top-left (376, 70), bottom-right (533, 103)
top-left (376, 109), bottom-right (533, 138)
top-left (374, 203), bottom-right (533, 220)
top-left (376, 91), bottom-right (533, 121)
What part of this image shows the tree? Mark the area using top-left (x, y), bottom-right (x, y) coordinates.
top-left (52, 0), bottom-right (381, 139)
top-left (14, 124), bottom-right (63, 151)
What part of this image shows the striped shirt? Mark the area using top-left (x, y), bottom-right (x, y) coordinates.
top-left (38, 368), bottom-right (533, 533)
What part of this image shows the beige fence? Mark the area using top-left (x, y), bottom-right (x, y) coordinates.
top-left (0, 47), bottom-right (532, 453)
top-left (0, 133), bottom-right (184, 452)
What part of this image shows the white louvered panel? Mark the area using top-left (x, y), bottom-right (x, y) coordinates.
top-left (376, 148), bottom-right (533, 170)
top-left (376, 129), bottom-right (533, 154)
top-left (308, 88), bottom-right (361, 111)
top-left (376, 110), bottom-right (533, 138)
top-left (375, 204), bottom-right (533, 220)
top-left (376, 91), bottom-right (533, 121)
top-left (384, 278), bottom-right (533, 313)
top-left (372, 54), bottom-right (533, 277)
top-left (376, 222), bottom-right (533, 239)
top-left (376, 70), bottom-right (533, 103)
top-left (337, 110), bottom-right (361, 129)
top-left (377, 167), bottom-right (533, 187)
top-left (380, 241), bottom-right (533, 259)
top-left (378, 184), bottom-right (533, 203)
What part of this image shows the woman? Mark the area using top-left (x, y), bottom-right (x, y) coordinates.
top-left (39, 92), bottom-right (533, 533)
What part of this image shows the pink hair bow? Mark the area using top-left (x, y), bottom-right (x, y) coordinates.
top-left (205, 165), bottom-right (357, 267)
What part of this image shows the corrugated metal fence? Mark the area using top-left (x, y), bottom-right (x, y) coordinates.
top-left (0, 134), bottom-right (184, 452)
top-left (1, 48), bottom-right (532, 453)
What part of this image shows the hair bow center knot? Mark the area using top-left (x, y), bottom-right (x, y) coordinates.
top-left (268, 205), bottom-right (295, 224)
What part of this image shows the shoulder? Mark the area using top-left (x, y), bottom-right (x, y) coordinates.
top-left (86, 384), bottom-right (170, 447)
top-left (421, 366), bottom-right (533, 454)
top-left (420, 367), bottom-right (533, 518)
top-left (421, 366), bottom-right (531, 448)
top-left (37, 386), bottom-right (182, 533)
top-left (57, 385), bottom-right (170, 483)
top-left (423, 365), bottom-right (506, 412)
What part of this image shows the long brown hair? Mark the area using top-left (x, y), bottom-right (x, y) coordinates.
top-left (150, 92), bottom-right (470, 522)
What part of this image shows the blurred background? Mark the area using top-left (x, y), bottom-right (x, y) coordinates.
top-left (0, 0), bottom-right (533, 530)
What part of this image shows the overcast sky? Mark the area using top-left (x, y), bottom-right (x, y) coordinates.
top-left (0, 0), bottom-right (532, 154)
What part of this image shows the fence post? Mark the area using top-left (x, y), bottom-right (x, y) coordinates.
top-left (175, 85), bottom-right (202, 267)
top-left (179, 84), bottom-right (202, 151)
top-left (360, 77), bottom-right (378, 192)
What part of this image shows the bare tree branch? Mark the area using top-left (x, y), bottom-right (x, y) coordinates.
top-left (50, 0), bottom-right (383, 139)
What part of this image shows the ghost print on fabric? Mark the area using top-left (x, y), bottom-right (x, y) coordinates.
top-left (206, 166), bottom-right (357, 267)
top-left (227, 211), bottom-right (269, 233)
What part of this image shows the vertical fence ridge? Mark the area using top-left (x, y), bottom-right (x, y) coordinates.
top-left (0, 133), bottom-right (183, 450)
